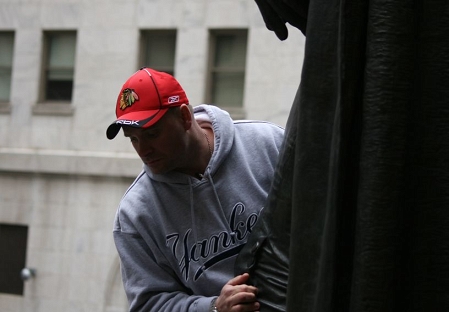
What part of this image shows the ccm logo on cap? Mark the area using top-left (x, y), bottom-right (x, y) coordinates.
top-left (115, 120), bottom-right (139, 126)
top-left (168, 96), bottom-right (180, 103)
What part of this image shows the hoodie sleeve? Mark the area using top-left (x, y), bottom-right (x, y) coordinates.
top-left (113, 214), bottom-right (216, 312)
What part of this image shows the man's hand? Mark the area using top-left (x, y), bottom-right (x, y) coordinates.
top-left (214, 273), bottom-right (260, 312)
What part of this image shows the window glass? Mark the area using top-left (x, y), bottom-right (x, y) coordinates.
top-left (214, 34), bottom-right (247, 68)
top-left (208, 30), bottom-right (248, 109)
top-left (0, 224), bottom-right (28, 295)
top-left (44, 32), bottom-right (76, 101)
top-left (141, 30), bottom-right (176, 75)
top-left (212, 72), bottom-right (244, 108)
top-left (0, 32), bottom-right (14, 102)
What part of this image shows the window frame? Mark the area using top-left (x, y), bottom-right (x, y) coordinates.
top-left (139, 29), bottom-right (177, 76)
top-left (0, 223), bottom-right (29, 296)
top-left (34, 30), bottom-right (77, 116)
top-left (205, 29), bottom-right (248, 119)
top-left (0, 31), bottom-right (15, 114)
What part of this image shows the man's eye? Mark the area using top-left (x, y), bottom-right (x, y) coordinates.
top-left (129, 137), bottom-right (137, 143)
top-left (145, 132), bottom-right (158, 139)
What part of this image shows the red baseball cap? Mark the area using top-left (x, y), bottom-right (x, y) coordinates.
top-left (106, 67), bottom-right (189, 140)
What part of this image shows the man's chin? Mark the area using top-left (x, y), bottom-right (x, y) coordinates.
top-left (145, 161), bottom-right (167, 175)
top-left (148, 167), bottom-right (168, 175)
top-left (149, 165), bottom-right (180, 176)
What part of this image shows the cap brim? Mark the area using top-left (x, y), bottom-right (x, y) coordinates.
top-left (106, 108), bottom-right (168, 140)
top-left (106, 123), bottom-right (121, 140)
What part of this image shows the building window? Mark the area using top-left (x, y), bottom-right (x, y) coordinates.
top-left (0, 32), bottom-right (14, 103)
top-left (140, 30), bottom-right (177, 75)
top-left (0, 224), bottom-right (28, 295)
top-left (41, 31), bottom-right (77, 102)
top-left (206, 29), bottom-right (248, 115)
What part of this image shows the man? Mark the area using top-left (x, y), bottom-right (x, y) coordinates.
top-left (106, 67), bottom-right (284, 312)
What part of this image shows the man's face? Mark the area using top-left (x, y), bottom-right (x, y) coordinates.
top-left (122, 111), bottom-right (188, 175)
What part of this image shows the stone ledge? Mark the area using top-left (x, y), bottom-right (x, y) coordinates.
top-left (32, 102), bottom-right (75, 116)
top-left (0, 102), bottom-right (11, 114)
top-left (0, 148), bottom-right (142, 178)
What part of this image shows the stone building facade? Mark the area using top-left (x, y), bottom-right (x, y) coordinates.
top-left (0, 0), bottom-right (304, 311)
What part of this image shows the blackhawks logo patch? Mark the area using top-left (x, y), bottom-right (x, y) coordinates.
top-left (120, 88), bottom-right (139, 110)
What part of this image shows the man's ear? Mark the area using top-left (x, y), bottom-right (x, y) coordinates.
top-left (179, 104), bottom-right (193, 130)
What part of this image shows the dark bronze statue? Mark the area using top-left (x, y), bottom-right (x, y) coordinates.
top-left (235, 0), bottom-right (449, 311)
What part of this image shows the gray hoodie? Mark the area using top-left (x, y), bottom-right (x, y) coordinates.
top-left (113, 104), bottom-right (284, 311)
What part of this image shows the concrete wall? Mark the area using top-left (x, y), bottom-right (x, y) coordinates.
top-left (0, 0), bottom-right (305, 311)
top-left (0, 172), bottom-right (131, 311)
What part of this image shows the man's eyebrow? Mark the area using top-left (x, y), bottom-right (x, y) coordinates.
top-left (143, 126), bottom-right (159, 133)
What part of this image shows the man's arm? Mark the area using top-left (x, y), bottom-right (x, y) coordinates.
top-left (114, 230), bottom-right (215, 311)
top-left (114, 230), bottom-right (260, 312)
